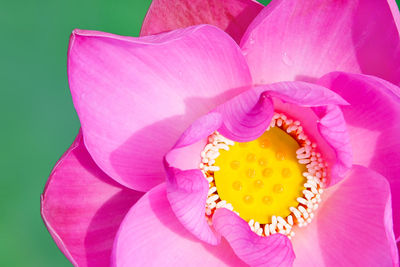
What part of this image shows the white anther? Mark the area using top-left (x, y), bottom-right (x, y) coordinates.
top-left (297, 197), bottom-right (308, 205)
top-left (287, 215), bottom-right (294, 225)
top-left (277, 216), bottom-right (288, 227)
top-left (287, 125), bottom-right (297, 133)
top-left (303, 190), bottom-right (314, 200)
top-left (299, 159), bottom-right (311, 164)
top-left (248, 219), bottom-right (254, 227)
top-left (208, 187), bottom-right (217, 195)
top-left (277, 119), bottom-right (283, 127)
top-left (206, 177), bottom-right (213, 183)
top-left (216, 200), bottom-right (227, 208)
top-left (296, 147), bottom-right (306, 155)
top-left (269, 224), bottom-right (277, 234)
top-left (208, 202), bottom-right (216, 209)
top-left (208, 166), bottom-right (220, 172)
top-left (289, 207), bottom-right (302, 220)
top-left (298, 133), bottom-right (306, 140)
top-left (310, 186), bottom-right (319, 195)
top-left (217, 144), bottom-right (230, 151)
top-left (207, 195), bottom-right (219, 203)
top-left (204, 144), bottom-right (214, 151)
top-left (264, 224), bottom-right (270, 236)
top-left (206, 151), bottom-right (220, 160)
top-left (311, 143), bottom-right (317, 148)
top-left (256, 228), bottom-right (263, 236)
top-left (271, 216), bottom-right (277, 226)
top-left (298, 206), bottom-right (309, 218)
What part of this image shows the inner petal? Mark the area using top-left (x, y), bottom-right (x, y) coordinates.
top-left (200, 113), bottom-right (326, 238)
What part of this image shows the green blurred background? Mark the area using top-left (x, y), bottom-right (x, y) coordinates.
top-left (0, 0), bottom-right (398, 266)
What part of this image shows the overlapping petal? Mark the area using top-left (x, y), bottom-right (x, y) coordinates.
top-left (164, 113), bottom-right (223, 245)
top-left (112, 184), bottom-right (246, 267)
top-left (67, 25), bottom-right (252, 192)
top-left (41, 131), bottom-right (143, 267)
top-left (213, 208), bottom-right (295, 267)
top-left (318, 71), bottom-right (400, 239)
top-left (241, 0), bottom-right (400, 85)
top-left (254, 82), bottom-right (352, 186)
top-left (291, 165), bottom-right (398, 266)
top-left (140, 0), bottom-right (263, 43)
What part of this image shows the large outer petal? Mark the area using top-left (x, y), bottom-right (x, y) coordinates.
top-left (318, 71), bottom-right (400, 241)
top-left (112, 184), bottom-right (246, 267)
top-left (41, 131), bottom-right (143, 267)
top-left (241, 0), bottom-right (400, 85)
top-left (213, 208), bottom-right (295, 267)
top-left (291, 166), bottom-right (398, 267)
top-left (68, 25), bottom-right (252, 192)
top-left (140, 0), bottom-right (263, 43)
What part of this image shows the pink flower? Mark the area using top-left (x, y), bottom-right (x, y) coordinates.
top-left (41, 0), bottom-right (400, 266)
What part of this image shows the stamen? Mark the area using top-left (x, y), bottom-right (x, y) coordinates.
top-left (200, 112), bottom-right (327, 238)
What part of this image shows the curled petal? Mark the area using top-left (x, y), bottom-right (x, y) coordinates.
top-left (292, 165), bottom-right (398, 266)
top-left (216, 88), bottom-right (274, 142)
top-left (140, 0), bottom-right (263, 43)
top-left (213, 208), bottom-right (295, 267)
top-left (319, 71), bottom-right (400, 239)
top-left (164, 113), bottom-right (222, 245)
top-left (242, 0), bottom-right (400, 85)
top-left (112, 184), bottom-right (246, 266)
top-left (255, 82), bottom-right (352, 186)
top-left (41, 131), bottom-right (143, 266)
top-left (68, 25), bottom-right (251, 191)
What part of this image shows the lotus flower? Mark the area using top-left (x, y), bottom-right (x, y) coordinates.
top-left (41, 0), bottom-right (400, 266)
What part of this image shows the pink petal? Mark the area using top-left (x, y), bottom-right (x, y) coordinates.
top-left (292, 165), bottom-right (398, 266)
top-left (213, 208), bottom-right (295, 266)
top-left (41, 131), bottom-right (143, 266)
top-left (241, 0), bottom-right (400, 85)
top-left (255, 82), bottom-right (352, 186)
top-left (164, 113), bottom-right (222, 245)
top-left (112, 184), bottom-right (246, 266)
top-left (140, 0), bottom-right (263, 43)
top-left (318, 71), bottom-right (400, 240)
top-left (216, 87), bottom-right (274, 142)
top-left (68, 25), bottom-right (252, 192)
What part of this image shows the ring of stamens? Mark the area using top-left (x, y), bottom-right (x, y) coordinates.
top-left (200, 113), bottom-right (327, 239)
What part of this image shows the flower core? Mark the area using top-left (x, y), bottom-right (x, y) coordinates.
top-left (214, 126), bottom-right (306, 224)
top-left (200, 113), bottom-right (327, 238)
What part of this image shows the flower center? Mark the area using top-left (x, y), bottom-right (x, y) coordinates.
top-left (214, 126), bottom-right (306, 224)
top-left (200, 113), bottom-right (327, 238)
